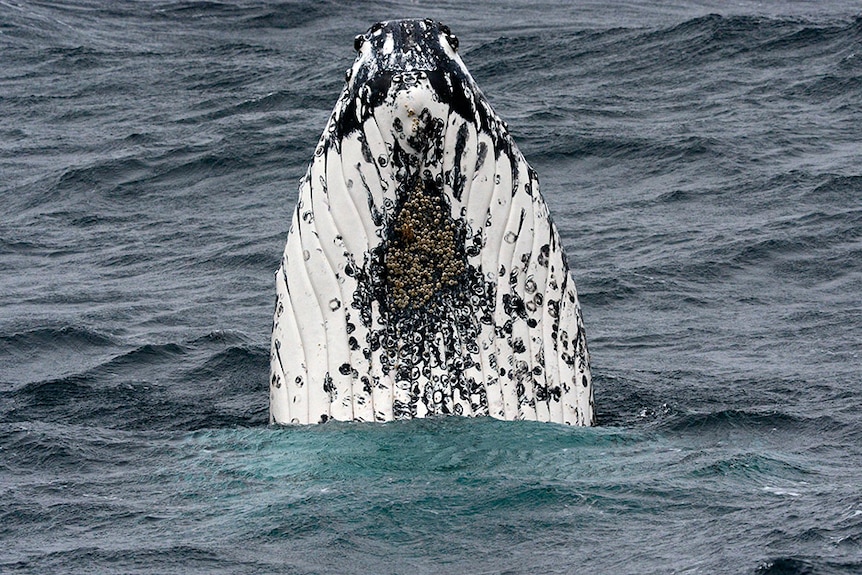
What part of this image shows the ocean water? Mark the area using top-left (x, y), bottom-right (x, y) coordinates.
top-left (2, 1), bottom-right (861, 573)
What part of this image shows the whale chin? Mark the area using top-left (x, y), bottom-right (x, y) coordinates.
top-left (270, 19), bottom-right (595, 426)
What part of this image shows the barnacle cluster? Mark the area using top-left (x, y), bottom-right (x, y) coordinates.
top-left (385, 177), bottom-right (465, 310)
top-left (407, 107), bottom-right (420, 134)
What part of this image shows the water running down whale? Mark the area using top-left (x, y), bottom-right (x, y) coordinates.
top-left (270, 19), bottom-right (594, 425)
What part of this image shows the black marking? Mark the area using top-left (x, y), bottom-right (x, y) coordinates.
top-left (450, 122), bottom-right (470, 201)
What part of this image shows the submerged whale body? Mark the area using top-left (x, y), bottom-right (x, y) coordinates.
top-left (270, 19), bottom-right (594, 425)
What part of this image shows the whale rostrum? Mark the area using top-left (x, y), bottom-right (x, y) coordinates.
top-left (270, 19), bottom-right (595, 426)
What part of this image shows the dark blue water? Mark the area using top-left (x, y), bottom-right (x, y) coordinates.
top-left (2, 1), bottom-right (861, 573)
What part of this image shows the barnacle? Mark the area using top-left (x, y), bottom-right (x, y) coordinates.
top-left (384, 177), bottom-right (466, 310)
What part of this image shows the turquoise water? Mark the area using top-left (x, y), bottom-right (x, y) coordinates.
top-left (5, 414), bottom-right (857, 573)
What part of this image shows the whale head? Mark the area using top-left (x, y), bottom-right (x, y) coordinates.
top-left (351, 18), bottom-right (460, 77)
top-left (271, 19), bottom-right (595, 427)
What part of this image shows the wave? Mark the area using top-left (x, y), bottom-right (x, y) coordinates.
top-left (756, 557), bottom-right (862, 575)
top-left (55, 157), bottom-right (152, 194)
top-left (582, 188), bottom-right (862, 295)
top-left (99, 342), bottom-right (188, 369)
top-left (181, 89), bottom-right (298, 121)
top-left (471, 13), bottom-right (862, 76)
top-left (238, 1), bottom-right (342, 29)
top-left (0, 420), bottom-right (155, 472)
top-left (688, 452), bottom-right (812, 482)
top-left (51, 151), bottom-right (252, 199)
top-left (687, 208), bottom-right (862, 283)
top-left (0, 325), bottom-right (115, 353)
top-left (808, 175), bottom-right (862, 202)
top-left (577, 276), bottom-right (637, 306)
top-left (785, 75), bottom-right (862, 103)
top-left (151, 0), bottom-right (341, 29)
top-left (528, 132), bottom-right (718, 164)
top-left (2, 332), bottom-right (269, 431)
top-left (1, 544), bottom-right (225, 575)
top-left (0, 325), bottom-right (120, 388)
top-left (661, 408), bottom-right (842, 436)
top-left (634, 13), bottom-right (861, 64)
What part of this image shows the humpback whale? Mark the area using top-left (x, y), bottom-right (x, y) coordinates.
top-left (270, 19), bottom-right (594, 425)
